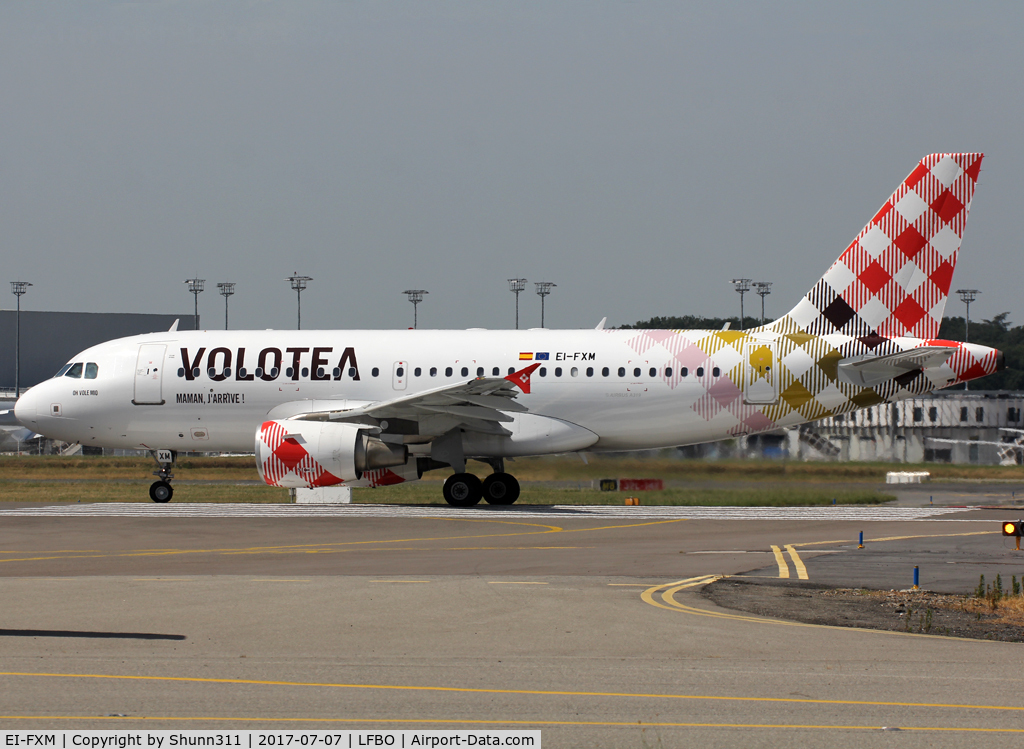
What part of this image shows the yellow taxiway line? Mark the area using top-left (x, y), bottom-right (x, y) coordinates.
top-left (770, 545), bottom-right (789, 578)
top-left (785, 544), bottom-right (808, 580)
top-left (772, 530), bottom-right (996, 581)
top-left (0, 716), bottom-right (1020, 733)
top-left (2, 671), bottom-right (1024, 713)
top-left (0, 518), bottom-right (683, 566)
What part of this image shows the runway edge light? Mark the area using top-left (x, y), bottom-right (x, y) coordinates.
top-left (1002, 520), bottom-right (1023, 551)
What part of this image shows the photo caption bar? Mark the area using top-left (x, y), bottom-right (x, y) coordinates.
top-left (0, 732), bottom-right (540, 749)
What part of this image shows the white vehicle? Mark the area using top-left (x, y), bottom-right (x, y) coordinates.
top-left (15, 153), bottom-right (1003, 505)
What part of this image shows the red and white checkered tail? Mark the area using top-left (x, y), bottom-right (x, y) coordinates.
top-left (776, 153), bottom-right (983, 339)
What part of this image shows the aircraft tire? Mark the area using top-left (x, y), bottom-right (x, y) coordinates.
top-left (149, 480), bottom-right (173, 503)
top-left (482, 473), bottom-right (520, 505)
top-left (443, 473), bottom-right (482, 507)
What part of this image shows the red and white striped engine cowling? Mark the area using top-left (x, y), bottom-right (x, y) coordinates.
top-left (255, 420), bottom-right (362, 488)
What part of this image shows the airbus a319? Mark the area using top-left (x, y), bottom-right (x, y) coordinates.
top-left (14, 153), bottom-right (1002, 505)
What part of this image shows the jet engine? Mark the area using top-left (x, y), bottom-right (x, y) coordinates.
top-left (255, 420), bottom-right (407, 488)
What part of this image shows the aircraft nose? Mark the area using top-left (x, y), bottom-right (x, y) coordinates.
top-left (13, 386), bottom-right (40, 427)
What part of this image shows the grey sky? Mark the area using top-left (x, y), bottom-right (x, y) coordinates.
top-left (1, 2), bottom-right (1021, 332)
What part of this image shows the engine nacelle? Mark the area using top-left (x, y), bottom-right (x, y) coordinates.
top-left (256, 420), bottom-right (407, 488)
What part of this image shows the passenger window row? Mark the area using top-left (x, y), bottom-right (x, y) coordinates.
top-left (177, 366), bottom-right (384, 379)
top-left (405, 365), bottom-right (722, 379)
top-left (56, 362), bottom-right (99, 380)
top-left (174, 363), bottom-right (724, 381)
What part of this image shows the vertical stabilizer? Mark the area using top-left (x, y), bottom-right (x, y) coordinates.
top-left (775, 153), bottom-right (983, 339)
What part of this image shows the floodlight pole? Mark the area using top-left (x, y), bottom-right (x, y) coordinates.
top-left (184, 277), bottom-right (205, 330)
top-left (957, 289), bottom-right (979, 343)
top-left (753, 281), bottom-right (772, 325)
top-left (731, 278), bottom-right (752, 330)
top-left (508, 278), bottom-right (527, 330)
top-left (402, 290), bottom-right (428, 329)
top-left (10, 281), bottom-right (31, 397)
top-left (957, 289), bottom-right (980, 390)
top-left (288, 274), bottom-right (313, 330)
top-left (535, 282), bottom-right (556, 328)
top-left (217, 282), bottom-right (236, 330)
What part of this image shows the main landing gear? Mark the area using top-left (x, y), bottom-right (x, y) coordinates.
top-left (442, 469), bottom-right (521, 507)
top-left (148, 449), bottom-right (176, 503)
top-left (482, 472), bottom-right (520, 505)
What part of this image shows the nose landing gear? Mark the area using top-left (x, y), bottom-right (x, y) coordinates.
top-left (148, 449), bottom-right (176, 503)
top-left (149, 480), bottom-right (173, 503)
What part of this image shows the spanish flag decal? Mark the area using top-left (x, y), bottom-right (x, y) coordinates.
top-left (519, 352), bottom-right (533, 360)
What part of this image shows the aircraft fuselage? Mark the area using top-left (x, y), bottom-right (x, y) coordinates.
top-left (14, 327), bottom-right (1000, 456)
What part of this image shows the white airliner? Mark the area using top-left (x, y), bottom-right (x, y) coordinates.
top-left (14, 153), bottom-right (1003, 505)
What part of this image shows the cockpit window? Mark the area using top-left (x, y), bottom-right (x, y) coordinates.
top-left (64, 363), bottom-right (84, 379)
top-left (84, 362), bottom-right (99, 379)
top-left (55, 364), bottom-right (73, 378)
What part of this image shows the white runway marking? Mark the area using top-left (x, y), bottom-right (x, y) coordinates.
top-left (0, 503), bottom-right (980, 521)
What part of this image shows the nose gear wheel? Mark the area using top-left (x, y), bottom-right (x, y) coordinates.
top-left (149, 480), bottom-right (173, 503)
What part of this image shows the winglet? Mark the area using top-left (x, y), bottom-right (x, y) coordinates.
top-left (169, 319), bottom-right (179, 332)
top-left (505, 362), bottom-right (542, 394)
top-left (595, 317), bottom-right (606, 331)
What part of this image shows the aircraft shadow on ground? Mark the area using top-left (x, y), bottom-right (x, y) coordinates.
top-left (0, 629), bottom-right (185, 640)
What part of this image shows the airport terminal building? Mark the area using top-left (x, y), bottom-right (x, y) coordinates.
top-left (1, 310), bottom-right (196, 453)
top-left (662, 390), bottom-right (1024, 466)
top-left (797, 390), bottom-right (1024, 465)
top-left (0, 310), bottom-right (197, 394)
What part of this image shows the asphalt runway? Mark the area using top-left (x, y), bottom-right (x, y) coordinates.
top-left (1, 501), bottom-right (1023, 747)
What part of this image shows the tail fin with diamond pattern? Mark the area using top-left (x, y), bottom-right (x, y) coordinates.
top-left (776, 153), bottom-right (983, 339)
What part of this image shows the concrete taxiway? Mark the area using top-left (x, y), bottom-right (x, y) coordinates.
top-left (1, 501), bottom-right (1023, 747)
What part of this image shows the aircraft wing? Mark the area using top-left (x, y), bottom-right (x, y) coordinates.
top-left (290, 363), bottom-right (541, 438)
top-left (837, 345), bottom-right (958, 388)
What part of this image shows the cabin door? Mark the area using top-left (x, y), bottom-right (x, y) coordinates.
top-left (744, 341), bottom-right (778, 405)
top-left (133, 344), bottom-right (166, 405)
top-left (392, 360), bottom-right (408, 391)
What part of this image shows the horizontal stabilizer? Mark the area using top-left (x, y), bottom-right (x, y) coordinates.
top-left (837, 345), bottom-right (957, 388)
